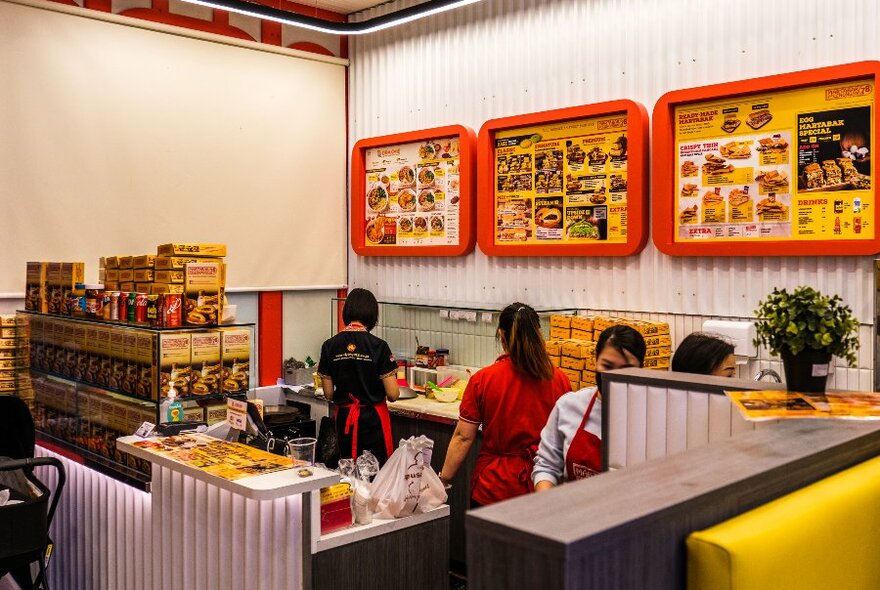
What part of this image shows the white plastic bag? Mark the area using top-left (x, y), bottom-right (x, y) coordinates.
top-left (370, 435), bottom-right (447, 519)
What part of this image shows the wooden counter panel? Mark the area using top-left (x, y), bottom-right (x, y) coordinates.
top-left (467, 420), bottom-right (880, 590)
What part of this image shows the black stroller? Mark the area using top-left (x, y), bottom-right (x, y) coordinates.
top-left (0, 457), bottom-right (65, 590)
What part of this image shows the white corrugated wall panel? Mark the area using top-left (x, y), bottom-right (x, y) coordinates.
top-left (34, 446), bottom-right (152, 590)
top-left (348, 0), bottom-right (879, 388)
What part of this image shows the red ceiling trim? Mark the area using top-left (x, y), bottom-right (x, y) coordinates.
top-left (119, 7), bottom-right (256, 41)
top-left (288, 41), bottom-right (333, 56)
top-left (46, 0), bottom-right (348, 57)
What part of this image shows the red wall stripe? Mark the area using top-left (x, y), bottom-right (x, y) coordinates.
top-left (258, 291), bottom-right (284, 386)
top-left (336, 288), bottom-right (347, 333)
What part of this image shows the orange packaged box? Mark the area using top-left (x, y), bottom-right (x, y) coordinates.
top-left (154, 270), bottom-right (184, 284)
top-left (190, 331), bottom-right (221, 395)
top-left (160, 333), bottom-right (191, 397)
top-left (220, 328), bottom-right (250, 394)
top-left (136, 331), bottom-right (158, 400)
top-left (157, 243), bottom-right (227, 257)
top-left (184, 262), bottom-right (222, 326)
top-left (25, 262), bottom-right (49, 313)
top-left (132, 255), bottom-right (156, 269)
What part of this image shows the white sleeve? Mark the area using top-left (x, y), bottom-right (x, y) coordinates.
top-left (532, 401), bottom-right (566, 486)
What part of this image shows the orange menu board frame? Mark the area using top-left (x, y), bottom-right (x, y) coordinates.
top-left (351, 125), bottom-right (477, 257)
top-left (477, 100), bottom-right (649, 257)
top-left (653, 61), bottom-right (880, 256)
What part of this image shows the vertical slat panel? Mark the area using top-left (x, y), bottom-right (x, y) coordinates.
top-left (606, 380), bottom-right (628, 469)
top-left (33, 447), bottom-right (151, 590)
top-left (625, 384), bottom-right (648, 465)
top-left (686, 390), bottom-right (710, 449)
top-left (347, 0), bottom-right (877, 390)
top-left (708, 394), bottom-right (733, 443)
top-left (645, 386), bottom-right (668, 461)
top-left (665, 389), bottom-right (688, 456)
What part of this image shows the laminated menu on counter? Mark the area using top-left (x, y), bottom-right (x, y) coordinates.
top-left (727, 390), bottom-right (880, 421)
top-left (131, 433), bottom-right (295, 480)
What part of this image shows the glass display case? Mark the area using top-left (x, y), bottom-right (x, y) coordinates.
top-left (16, 311), bottom-right (254, 487)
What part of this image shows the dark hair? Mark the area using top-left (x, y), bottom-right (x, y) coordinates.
top-left (596, 325), bottom-right (646, 366)
top-left (498, 302), bottom-right (554, 381)
top-left (671, 332), bottom-right (735, 375)
top-left (342, 288), bottom-right (379, 331)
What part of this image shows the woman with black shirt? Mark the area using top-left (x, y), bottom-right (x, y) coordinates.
top-left (318, 289), bottom-right (399, 464)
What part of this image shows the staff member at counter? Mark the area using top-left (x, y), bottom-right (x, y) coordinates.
top-left (318, 289), bottom-right (399, 464)
top-left (533, 326), bottom-right (646, 490)
top-left (671, 332), bottom-right (736, 377)
top-left (439, 303), bottom-right (571, 507)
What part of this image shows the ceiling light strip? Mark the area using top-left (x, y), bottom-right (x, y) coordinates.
top-left (178, 0), bottom-right (483, 35)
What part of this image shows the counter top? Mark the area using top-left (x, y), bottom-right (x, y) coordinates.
top-left (118, 435), bottom-right (339, 500)
top-left (388, 395), bottom-right (461, 425)
top-left (315, 504), bottom-right (450, 553)
top-left (279, 384), bottom-right (462, 426)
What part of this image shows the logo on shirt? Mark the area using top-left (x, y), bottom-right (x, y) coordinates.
top-left (571, 463), bottom-right (599, 480)
top-left (347, 343), bottom-right (357, 353)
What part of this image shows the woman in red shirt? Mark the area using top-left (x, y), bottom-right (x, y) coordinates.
top-left (439, 303), bottom-right (572, 506)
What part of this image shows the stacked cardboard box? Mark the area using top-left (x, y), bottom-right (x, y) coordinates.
top-left (547, 314), bottom-right (672, 385)
top-left (0, 315), bottom-right (32, 406)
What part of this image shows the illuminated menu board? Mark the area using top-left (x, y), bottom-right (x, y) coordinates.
top-left (351, 125), bottom-right (476, 257)
top-left (653, 61), bottom-right (879, 256)
top-left (477, 100), bottom-right (649, 257)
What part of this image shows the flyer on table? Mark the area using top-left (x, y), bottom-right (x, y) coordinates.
top-left (674, 79), bottom-right (874, 242)
top-left (363, 137), bottom-right (462, 248)
top-left (727, 390), bottom-right (880, 421)
top-left (492, 115), bottom-right (630, 246)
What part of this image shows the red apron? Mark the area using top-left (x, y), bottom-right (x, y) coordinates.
top-left (337, 393), bottom-right (394, 460)
top-left (565, 391), bottom-right (602, 481)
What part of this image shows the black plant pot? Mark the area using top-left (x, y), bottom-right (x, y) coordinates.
top-left (781, 349), bottom-right (832, 393)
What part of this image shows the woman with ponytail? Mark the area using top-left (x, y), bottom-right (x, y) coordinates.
top-left (439, 303), bottom-right (571, 506)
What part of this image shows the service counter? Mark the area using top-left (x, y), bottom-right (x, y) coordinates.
top-left (32, 426), bottom-right (449, 590)
top-left (278, 385), bottom-right (476, 568)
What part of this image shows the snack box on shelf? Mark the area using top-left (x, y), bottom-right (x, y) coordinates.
top-left (157, 243), bottom-right (227, 257)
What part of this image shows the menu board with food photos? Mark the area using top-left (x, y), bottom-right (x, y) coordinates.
top-left (653, 62), bottom-right (880, 256)
top-left (477, 101), bottom-right (649, 257)
top-left (351, 126), bottom-right (476, 257)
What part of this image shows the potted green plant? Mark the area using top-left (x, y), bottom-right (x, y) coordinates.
top-left (753, 286), bottom-right (859, 393)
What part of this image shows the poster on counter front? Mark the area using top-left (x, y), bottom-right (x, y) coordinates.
top-left (351, 126), bottom-right (476, 257)
top-left (654, 62), bottom-right (880, 256)
top-left (477, 101), bottom-right (648, 257)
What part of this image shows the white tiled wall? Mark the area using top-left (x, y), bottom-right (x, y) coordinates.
top-left (369, 303), bottom-right (874, 391)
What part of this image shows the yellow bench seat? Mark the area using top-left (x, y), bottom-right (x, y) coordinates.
top-left (687, 454), bottom-right (880, 590)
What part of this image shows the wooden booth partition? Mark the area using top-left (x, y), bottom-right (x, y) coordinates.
top-left (466, 419), bottom-right (880, 590)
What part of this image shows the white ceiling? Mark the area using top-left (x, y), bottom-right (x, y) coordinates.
top-left (305, 0), bottom-right (391, 14)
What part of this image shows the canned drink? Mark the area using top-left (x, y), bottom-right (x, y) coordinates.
top-left (146, 295), bottom-right (160, 327)
top-left (135, 293), bottom-right (148, 323)
top-left (127, 292), bottom-right (137, 323)
top-left (102, 293), bottom-right (112, 320)
top-left (110, 292), bottom-right (121, 321)
top-left (119, 292), bottom-right (130, 322)
top-left (162, 293), bottom-right (182, 327)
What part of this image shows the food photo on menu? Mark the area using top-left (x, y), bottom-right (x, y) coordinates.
top-left (796, 106), bottom-right (871, 192)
